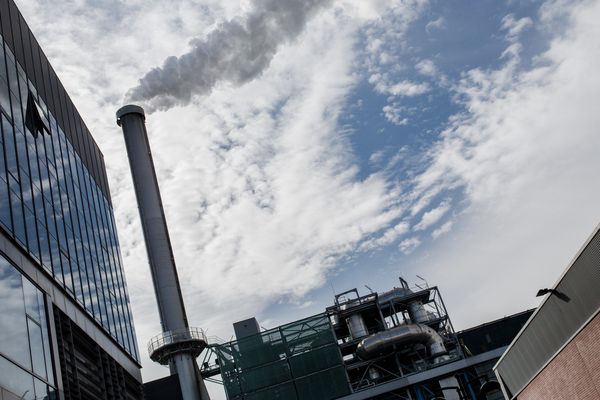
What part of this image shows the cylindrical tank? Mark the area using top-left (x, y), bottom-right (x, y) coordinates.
top-left (408, 301), bottom-right (430, 324)
top-left (346, 314), bottom-right (369, 340)
top-left (117, 105), bottom-right (210, 400)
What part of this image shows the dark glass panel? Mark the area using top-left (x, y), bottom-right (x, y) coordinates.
top-left (3, 115), bottom-right (17, 176)
top-left (37, 222), bottom-right (51, 272)
top-left (39, 293), bottom-right (55, 387)
top-left (0, 41), bottom-right (6, 82)
top-left (14, 130), bottom-right (27, 173)
top-left (60, 251), bottom-right (73, 294)
top-left (24, 207), bottom-right (39, 261)
top-left (11, 92), bottom-right (22, 132)
top-left (0, 176), bottom-right (11, 229)
top-left (70, 256), bottom-right (84, 306)
top-left (43, 199), bottom-right (55, 243)
top-left (0, 77), bottom-right (10, 114)
top-left (10, 189), bottom-right (26, 245)
top-left (28, 142), bottom-right (39, 188)
top-left (27, 317), bottom-right (47, 380)
top-left (22, 278), bottom-right (41, 323)
top-left (48, 235), bottom-right (62, 285)
top-left (0, 256), bottom-right (31, 369)
top-left (32, 186), bottom-right (44, 225)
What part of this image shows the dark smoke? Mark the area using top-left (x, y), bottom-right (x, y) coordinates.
top-left (126, 0), bottom-right (332, 112)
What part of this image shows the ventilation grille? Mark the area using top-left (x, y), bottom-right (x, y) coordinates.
top-left (54, 308), bottom-right (142, 400)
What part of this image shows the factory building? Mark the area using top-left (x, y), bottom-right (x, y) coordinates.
top-left (494, 224), bottom-right (600, 399)
top-left (0, 1), bottom-right (142, 399)
top-left (198, 278), bottom-right (531, 400)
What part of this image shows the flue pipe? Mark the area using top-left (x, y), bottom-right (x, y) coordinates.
top-left (117, 105), bottom-right (210, 400)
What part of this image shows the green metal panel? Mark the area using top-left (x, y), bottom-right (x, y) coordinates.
top-left (240, 360), bottom-right (291, 392)
top-left (244, 382), bottom-right (298, 400)
top-left (289, 344), bottom-right (343, 377)
top-left (295, 366), bottom-right (351, 400)
top-left (214, 313), bottom-right (351, 400)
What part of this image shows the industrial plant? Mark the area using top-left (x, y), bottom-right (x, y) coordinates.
top-left (0, 0), bottom-right (599, 400)
top-left (193, 278), bottom-right (531, 400)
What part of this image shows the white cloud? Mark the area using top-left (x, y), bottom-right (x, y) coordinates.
top-left (431, 221), bottom-right (453, 239)
top-left (369, 150), bottom-right (386, 164)
top-left (414, 200), bottom-right (451, 231)
top-left (403, 0), bottom-right (600, 330)
top-left (359, 221), bottom-right (410, 251)
top-left (382, 103), bottom-right (409, 125)
top-left (399, 237), bottom-right (421, 254)
top-left (14, 0), bottom-right (428, 391)
top-left (501, 14), bottom-right (533, 40)
top-left (370, 75), bottom-right (430, 96)
top-left (415, 59), bottom-right (438, 77)
top-left (389, 80), bottom-right (430, 96)
top-left (426, 16), bottom-right (445, 32)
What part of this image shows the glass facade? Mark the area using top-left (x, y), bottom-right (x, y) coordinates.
top-left (0, 253), bottom-right (57, 399)
top-left (0, 32), bottom-right (139, 360)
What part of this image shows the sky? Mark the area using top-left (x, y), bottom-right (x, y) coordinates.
top-left (14, 0), bottom-right (600, 398)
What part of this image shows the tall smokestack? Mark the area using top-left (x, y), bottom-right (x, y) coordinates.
top-left (116, 105), bottom-right (210, 400)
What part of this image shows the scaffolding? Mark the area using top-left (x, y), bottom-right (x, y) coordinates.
top-left (212, 313), bottom-right (351, 400)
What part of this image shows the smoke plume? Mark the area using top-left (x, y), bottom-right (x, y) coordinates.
top-left (126, 0), bottom-right (332, 112)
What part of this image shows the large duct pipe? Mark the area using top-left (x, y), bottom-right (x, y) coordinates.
top-left (117, 105), bottom-right (210, 400)
top-left (378, 288), bottom-right (431, 324)
top-left (356, 324), bottom-right (446, 360)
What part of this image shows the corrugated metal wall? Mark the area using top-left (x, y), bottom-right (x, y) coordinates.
top-left (495, 226), bottom-right (600, 397)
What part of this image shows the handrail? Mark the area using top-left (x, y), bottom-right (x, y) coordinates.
top-left (147, 327), bottom-right (207, 356)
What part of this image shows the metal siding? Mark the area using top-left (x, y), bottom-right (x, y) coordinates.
top-left (88, 130), bottom-right (102, 194)
top-left (30, 33), bottom-right (45, 100)
top-left (18, 13), bottom-right (34, 81)
top-left (99, 154), bottom-right (111, 202)
top-left (8, 1), bottom-right (23, 68)
top-left (51, 67), bottom-right (70, 147)
top-left (38, 48), bottom-right (55, 112)
top-left (0, 0), bottom-right (14, 49)
top-left (496, 228), bottom-right (600, 396)
top-left (75, 109), bottom-right (90, 174)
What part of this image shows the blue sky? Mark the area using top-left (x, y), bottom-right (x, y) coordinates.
top-left (15, 0), bottom-right (600, 397)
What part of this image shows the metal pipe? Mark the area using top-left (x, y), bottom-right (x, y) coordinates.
top-left (378, 287), bottom-right (431, 323)
top-left (117, 105), bottom-right (210, 400)
top-left (356, 324), bottom-right (446, 360)
top-left (377, 287), bottom-right (411, 304)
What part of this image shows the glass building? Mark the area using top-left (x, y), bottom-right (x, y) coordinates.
top-left (0, 1), bottom-right (142, 399)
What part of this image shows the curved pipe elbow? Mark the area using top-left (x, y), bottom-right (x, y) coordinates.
top-left (356, 324), bottom-right (446, 360)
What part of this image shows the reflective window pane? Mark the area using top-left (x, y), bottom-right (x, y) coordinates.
top-left (27, 317), bottom-right (47, 380)
top-left (0, 356), bottom-right (35, 400)
top-left (22, 278), bottom-right (42, 323)
top-left (0, 40), bottom-right (138, 358)
top-left (0, 258), bottom-right (31, 369)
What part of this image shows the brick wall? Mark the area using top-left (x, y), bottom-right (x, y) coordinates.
top-left (519, 312), bottom-right (600, 400)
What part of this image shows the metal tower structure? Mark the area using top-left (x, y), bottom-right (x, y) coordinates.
top-left (117, 105), bottom-right (210, 400)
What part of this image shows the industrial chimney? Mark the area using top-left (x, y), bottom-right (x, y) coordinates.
top-left (117, 105), bottom-right (210, 400)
